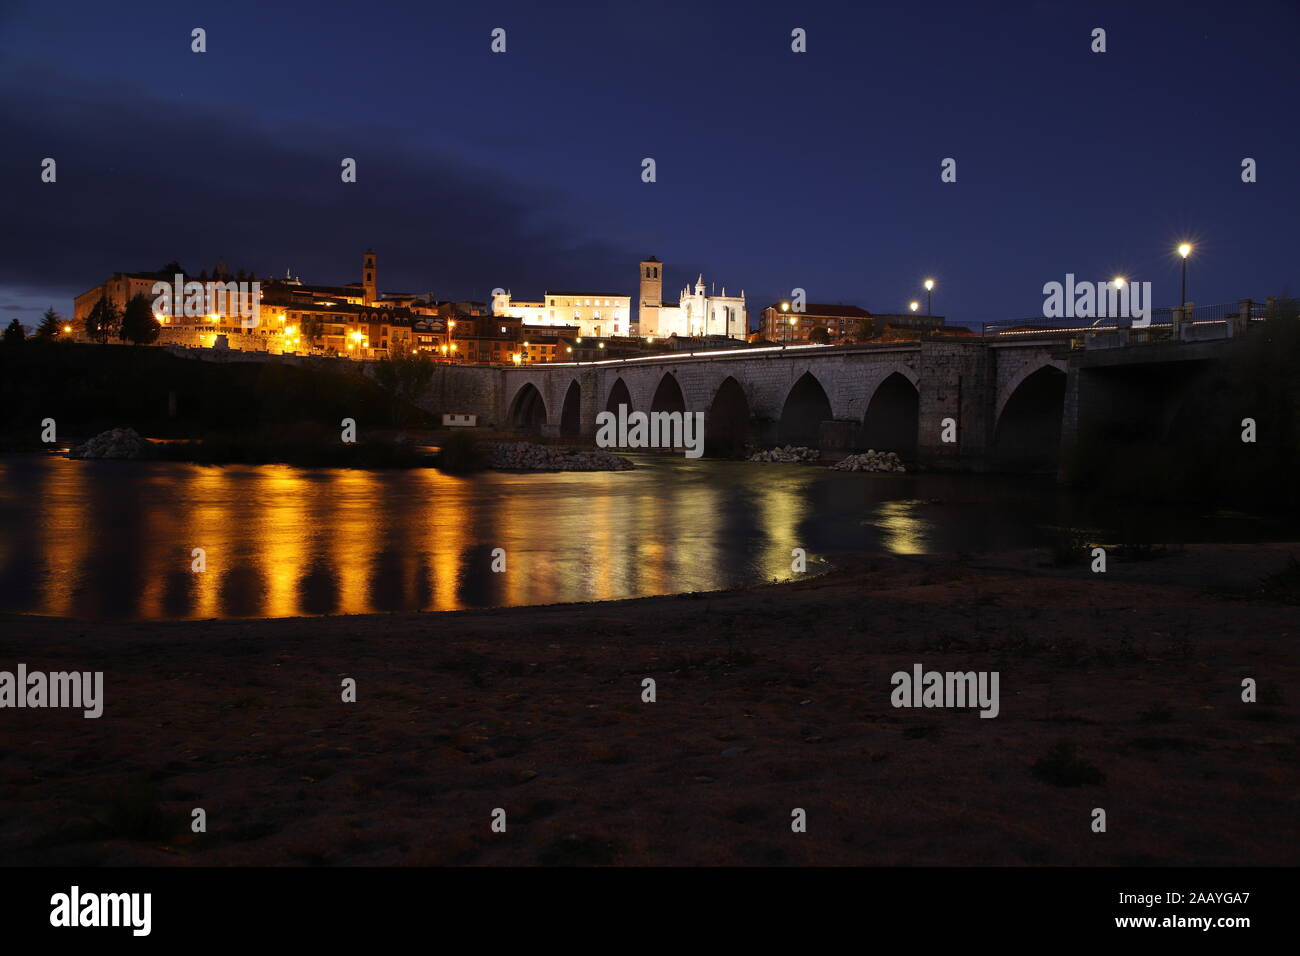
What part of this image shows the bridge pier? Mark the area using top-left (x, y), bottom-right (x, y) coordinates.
top-left (576, 370), bottom-right (600, 438)
top-left (916, 342), bottom-right (997, 471)
top-left (818, 419), bottom-right (859, 452)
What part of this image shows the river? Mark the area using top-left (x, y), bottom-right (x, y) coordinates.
top-left (0, 452), bottom-right (1281, 620)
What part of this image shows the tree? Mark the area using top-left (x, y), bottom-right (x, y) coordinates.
top-left (36, 307), bottom-right (63, 340)
top-left (85, 295), bottom-right (119, 344)
top-left (809, 326), bottom-right (831, 345)
top-left (300, 312), bottom-right (324, 347)
top-left (373, 352), bottom-right (436, 425)
top-left (120, 292), bottom-right (160, 344)
top-left (3, 318), bottom-right (25, 346)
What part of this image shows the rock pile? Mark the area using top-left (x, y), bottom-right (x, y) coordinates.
top-left (487, 441), bottom-right (634, 472)
top-left (748, 445), bottom-right (821, 463)
top-left (829, 450), bottom-right (906, 472)
top-left (69, 427), bottom-right (156, 460)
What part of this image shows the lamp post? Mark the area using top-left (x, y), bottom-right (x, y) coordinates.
top-left (923, 279), bottom-right (935, 316)
top-left (909, 301), bottom-right (920, 313)
top-left (1177, 243), bottom-right (1192, 311)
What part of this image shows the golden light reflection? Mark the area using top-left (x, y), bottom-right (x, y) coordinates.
top-left (183, 466), bottom-right (230, 619)
top-left (875, 500), bottom-right (927, 554)
top-left (431, 476), bottom-right (468, 613)
top-left (327, 469), bottom-right (380, 616)
top-left (259, 466), bottom-right (308, 618)
top-left (756, 471), bottom-right (813, 579)
top-left (3, 453), bottom-right (952, 621)
top-left (30, 457), bottom-right (90, 617)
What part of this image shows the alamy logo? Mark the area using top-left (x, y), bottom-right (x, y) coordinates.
top-left (1042, 274), bottom-right (1151, 328)
top-left (0, 664), bottom-right (103, 718)
top-left (50, 886), bottom-right (151, 936)
top-left (595, 403), bottom-right (704, 459)
top-left (890, 663), bottom-right (1000, 718)
top-left (151, 274), bottom-right (261, 328)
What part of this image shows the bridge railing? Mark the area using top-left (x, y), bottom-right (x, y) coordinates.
top-left (981, 300), bottom-right (1273, 347)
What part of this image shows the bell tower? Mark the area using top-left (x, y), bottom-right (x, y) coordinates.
top-left (362, 249), bottom-right (378, 305)
top-left (638, 256), bottom-right (662, 337)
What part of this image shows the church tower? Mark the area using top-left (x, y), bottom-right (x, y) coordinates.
top-left (362, 249), bottom-right (378, 305)
top-left (638, 257), bottom-right (663, 337)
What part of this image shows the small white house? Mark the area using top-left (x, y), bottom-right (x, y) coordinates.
top-left (442, 413), bottom-right (477, 427)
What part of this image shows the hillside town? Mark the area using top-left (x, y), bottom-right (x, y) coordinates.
top-left (41, 250), bottom-right (962, 364)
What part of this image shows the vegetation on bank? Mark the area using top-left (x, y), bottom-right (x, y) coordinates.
top-left (0, 341), bottom-right (437, 451)
top-left (153, 424), bottom-right (435, 468)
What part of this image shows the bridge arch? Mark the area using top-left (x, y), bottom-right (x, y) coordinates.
top-left (559, 379), bottom-right (582, 437)
top-left (778, 371), bottom-right (833, 447)
top-left (507, 382), bottom-right (547, 432)
top-left (861, 371), bottom-right (919, 457)
top-left (993, 365), bottom-right (1067, 471)
top-left (996, 358), bottom-right (1068, 423)
top-left (650, 372), bottom-right (686, 413)
top-left (706, 375), bottom-right (752, 458)
top-left (605, 376), bottom-right (633, 415)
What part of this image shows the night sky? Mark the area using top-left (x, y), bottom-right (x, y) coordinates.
top-left (2, 0), bottom-right (1296, 330)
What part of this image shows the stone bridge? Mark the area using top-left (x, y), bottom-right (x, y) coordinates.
top-left (419, 340), bottom-right (1078, 471)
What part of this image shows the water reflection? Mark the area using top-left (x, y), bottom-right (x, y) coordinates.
top-left (874, 500), bottom-right (928, 555)
top-left (0, 453), bottom-right (1280, 621)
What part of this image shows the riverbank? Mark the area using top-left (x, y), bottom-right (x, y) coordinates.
top-left (1, 542), bottom-right (1296, 866)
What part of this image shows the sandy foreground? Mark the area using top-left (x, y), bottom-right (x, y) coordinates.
top-left (1, 543), bottom-right (1297, 866)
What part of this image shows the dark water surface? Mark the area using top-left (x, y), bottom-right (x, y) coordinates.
top-left (0, 452), bottom-right (1283, 620)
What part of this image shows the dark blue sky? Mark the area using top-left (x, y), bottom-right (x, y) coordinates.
top-left (2, 0), bottom-right (1297, 329)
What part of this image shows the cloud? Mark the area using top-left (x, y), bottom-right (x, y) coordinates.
top-left (0, 66), bottom-right (649, 312)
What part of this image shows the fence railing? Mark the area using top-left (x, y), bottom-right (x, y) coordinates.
top-left (980, 299), bottom-right (1279, 344)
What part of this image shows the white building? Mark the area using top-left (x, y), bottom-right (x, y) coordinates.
top-left (492, 290), bottom-right (631, 337)
top-left (492, 255), bottom-right (746, 341)
top-left (639, 258), bottom-right (745, 340)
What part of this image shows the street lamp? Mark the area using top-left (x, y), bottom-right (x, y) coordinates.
top-left (923, 279), bottom-right (935, 315)
top-left (788, 314), bottom-right (797, 343)
top-left (1177, 243), bottom-right (1192, 310)
top-left (909, 301), bottom-right (920, 313)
